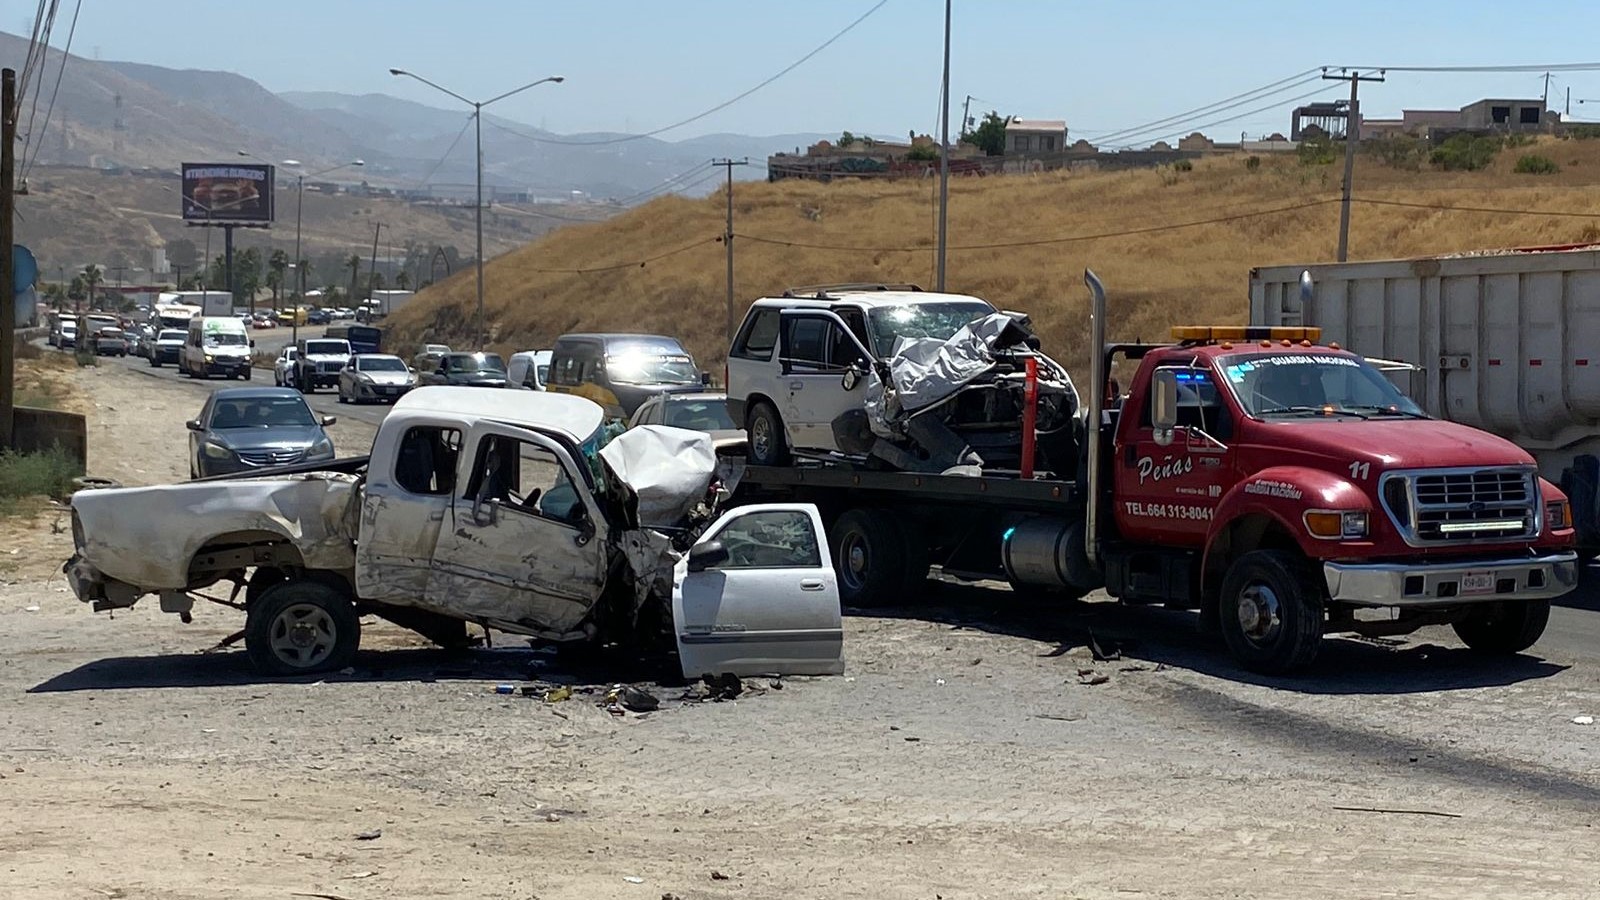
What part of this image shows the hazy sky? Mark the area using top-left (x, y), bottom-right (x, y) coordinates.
top-left (39, 0), bottom-right (1600, 143)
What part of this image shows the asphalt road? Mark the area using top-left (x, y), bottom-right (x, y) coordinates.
top-left (74, 343), bottom-right (1600, 665)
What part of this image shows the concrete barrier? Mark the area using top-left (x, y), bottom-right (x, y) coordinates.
top-left (10, 406), bottom-right (88, 471)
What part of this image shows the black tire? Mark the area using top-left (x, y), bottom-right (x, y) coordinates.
top-left (1451, 600), bottom-right (1550, 655)
top-left (747, 400), bottom-right (791, 467)
top-left (244, 579), bottom-right (360, 676)
top-left (833, 508), bottom-right (916, 607)
top-left (1218, 550), bottom-right (1325, 674)
top-left (242, 368), bottom-right (252, 381)
top-left (149, 356), bottom-right (158, 367)
top-left (245, 567), bottom-right (287, 606)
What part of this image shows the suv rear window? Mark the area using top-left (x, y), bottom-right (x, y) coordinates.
top-left (733, 308), bottom-right (780, 360)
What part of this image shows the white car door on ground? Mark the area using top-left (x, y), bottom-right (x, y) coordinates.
top-left (673, 503), bottom-right (845, 678)
top-left (424, 423), bottom-right (609, 636)
top-left (354, 420), bottom-right (464, 603)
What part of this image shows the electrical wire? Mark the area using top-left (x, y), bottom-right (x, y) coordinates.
top-left (411, 114), bottom-right (476, 188)
top-left (610, 161), bottom-right (715, 205)
top-left (1354, 197), bottom-right (1600, 218)
top-left (1342, 62), bottom-right (1600, 73)
top-left (1089, 69), bottom-right (1324, 146)
top-left (23, 0), bottom-right (82, 179)
top-left (737, 197), bottom-right (1341, 253)
top-left (17, 0), bottom-right (59, 162)
top-left (485, 0), bottom-right (889, 147)
top-left (1108, 80), bottom-right (1350, 149)
top-left (521, 236), bottom-right (719, 274)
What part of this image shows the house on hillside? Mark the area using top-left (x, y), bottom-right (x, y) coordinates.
top-left (1004, 118), bottom-right (1067, 154)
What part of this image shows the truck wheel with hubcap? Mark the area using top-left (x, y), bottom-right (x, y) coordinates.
top-left (747, 401), bottom-right (791, 467)
top-left (1451, 599), bottom-right (1550, 654)
top-left (244, 579), bottom-right (360, 676)
top-left (833, 508), bottom-right (916, 607)
top-left (1218, 549), bottom-right (1325, 674)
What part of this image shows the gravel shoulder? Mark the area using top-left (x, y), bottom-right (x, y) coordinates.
top-left (2, 362), bottom-right (1597, 899)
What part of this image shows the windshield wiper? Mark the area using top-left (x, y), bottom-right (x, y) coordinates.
top-left (1340, 404), bottom-right (1429, 419)
top-left (1255, 405), bottom-right (1368, 419)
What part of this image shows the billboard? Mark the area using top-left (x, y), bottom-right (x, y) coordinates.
top-left (181, 163), bottom-right (275, 223)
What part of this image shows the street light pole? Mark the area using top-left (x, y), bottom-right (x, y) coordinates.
top-left (389, 68), bottom-right (564, 350)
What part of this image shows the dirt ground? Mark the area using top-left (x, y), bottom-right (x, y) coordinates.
top-left (2, 361), bottom-right (1598, 899)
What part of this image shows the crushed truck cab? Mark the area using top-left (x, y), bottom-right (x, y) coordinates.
top-left (65, 387), bottom-right (845, 679)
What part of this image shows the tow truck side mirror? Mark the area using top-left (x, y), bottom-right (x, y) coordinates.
top-left (1150, 369), bottom-right (1179, 447)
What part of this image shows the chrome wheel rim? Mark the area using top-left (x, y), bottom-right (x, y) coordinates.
top-left (1236, 583), bottom-right (1284, 647)
top-left (751, 415), bottom-right (773, 460)
top-left (840, 532), bottom-right (869, 593)
top-left (267, 602), bottom-right (338, 669)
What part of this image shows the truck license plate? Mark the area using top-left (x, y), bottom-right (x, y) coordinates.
top-left (1461, 571), bottom-right (1495, 595)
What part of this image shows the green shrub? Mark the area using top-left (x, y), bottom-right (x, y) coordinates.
top-left (1566, 124), bottom-right (1600, 140)
top-left (1297, 134), bottom-right (1337, 166)
top-left (0, 447), bottom-right (81, 515)
top-left (1505, 133), bottom-right (1536, 148)
top-left (1173, 158), bottom-right (1194, 172)
top-left (1429, 134), bottom-right (1502, 171)
top-left (1514, 153), bottom-right (1559, 174)
top-left (1244, 155), bottom-right (1261, 172)
top-left (1365, 134), bottom-right (1424, 171)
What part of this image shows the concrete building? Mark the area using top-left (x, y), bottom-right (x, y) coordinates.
top-left (1458, 98), bottom-right (1555, 131)
top-left (1004, 118), bottom-right (1067, 154)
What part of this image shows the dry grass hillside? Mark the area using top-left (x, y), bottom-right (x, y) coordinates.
top-left (387, 135), bottom-right (1600, 378)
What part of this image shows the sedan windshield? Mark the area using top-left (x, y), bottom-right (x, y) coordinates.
top-left (664, 399), bottom-right (738, 431)
top-left (359, 357), bottom-right (407, 372)
top-left (606, 352), bottom-right (698, 385)
top-left (210, 397), bottom-right (317, 429)
top-left (1221, 352), bottom-right (1426, 419)
top-left (865, 301), bottom-right (995, 357)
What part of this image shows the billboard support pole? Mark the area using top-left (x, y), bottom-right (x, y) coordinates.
top-left (223, 224), bottom-right (236, 307)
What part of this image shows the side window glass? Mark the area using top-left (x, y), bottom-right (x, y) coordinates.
top-left (466, 436), bottom-right (585, 526)
top-left (393, 426), bottom-right (462, 495)
top-left (736, 309), bottom-right (780, 360)
top-left (712, 510), bottom-right (821, 569)
top-left (828, 323), bottom-right (864, 370)
top-left (785, 318), bottom-right (829, 369)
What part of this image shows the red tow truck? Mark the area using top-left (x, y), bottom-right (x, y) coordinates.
top-left (734, 271), bottom-right (1578, 673)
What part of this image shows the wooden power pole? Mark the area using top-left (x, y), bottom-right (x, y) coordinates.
top-left (1, 68), bottom-right (17, 450)
top-left (1324, 67), bottom-right (1385, 262)
top-left (712, 158), bottom-right (749, 342)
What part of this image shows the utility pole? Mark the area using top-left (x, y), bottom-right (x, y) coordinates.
top-left (172, 263), bottom-right (183, 290)
top-left (365, 222), bottom-right (383, 321)
top-left (1566, 86), bottom-right (1571, 118)
top-left (712, 158), bottom-right (749, 342)
top-left (1543, 72), bottom-right (1552, 110)
top-left (1, 68), bottom-right (15, 450)
top-left (936, 0), bottom-right (952, 291)
top-left (1324, 67), bottom-right (1385, 263)
top-left (961, 94), bottom-right (974, 133)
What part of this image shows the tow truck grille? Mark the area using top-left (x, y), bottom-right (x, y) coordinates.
top-left (1382, 467), bottom-right (1538, 545)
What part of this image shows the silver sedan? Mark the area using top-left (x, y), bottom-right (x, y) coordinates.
top-left (337, 353), bottom-right (416, 404)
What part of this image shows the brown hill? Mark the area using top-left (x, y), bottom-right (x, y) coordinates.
top-left (386, 136), bottom-right (1600, 378)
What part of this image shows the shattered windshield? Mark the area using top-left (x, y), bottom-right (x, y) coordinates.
top-left (1221, 352), bottom-right (1426, 419)
top-left (865, 301), bottom-right (995, 357)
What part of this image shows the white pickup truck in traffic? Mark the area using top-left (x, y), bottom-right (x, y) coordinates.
top-left (65, 388), bottom-right (845, 679)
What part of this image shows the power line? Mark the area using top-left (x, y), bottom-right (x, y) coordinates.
top-left (1106, 78), bottom-right (1345, 148)
top-left (1089, 69), bottom-right (1324, 146)
top-left (484, 0), bottom-right (889, 147)
top-left (737, 197), bottom-right (1342, 253)
top-left (522, 236), bottom-right (719, 274)
top-left (23, 0), bottom-right (81, 179)
top-left (1342, 62), bottom-right (1600, 73)
top-left (606, 160), bottom-right (715, 205)
top-left (1354, 197), bottom-right (1600, 218)
top-left (412, 114), bottom-right (475, 188)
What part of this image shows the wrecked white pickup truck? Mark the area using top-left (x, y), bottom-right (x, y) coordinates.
top-left (65, 387), bottom-right (846, 678)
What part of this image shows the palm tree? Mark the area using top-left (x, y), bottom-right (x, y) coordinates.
top-left (268, 249), bottom-right (290, 312)
top-left (345, 254), bottom-right (362, 304)
top-left (395, 270), bottom-right (412, 291)
top-left (81, 264), bottom-right (103, 310)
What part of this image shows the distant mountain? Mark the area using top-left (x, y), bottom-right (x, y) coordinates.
top-left (0, 31), bottom-right (830, 200)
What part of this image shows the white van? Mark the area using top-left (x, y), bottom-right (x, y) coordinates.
top-left (507, 349), bottom-right (554, 391)
top-left (180, 315), bottom-right (254, 380)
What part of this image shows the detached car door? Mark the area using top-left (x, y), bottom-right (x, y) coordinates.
top-left (425, 422), bottom-right (610, 636)
top-left (673, 503), bottom-right (845, 678)
top-left (355, 419), bottom-right (464, 602)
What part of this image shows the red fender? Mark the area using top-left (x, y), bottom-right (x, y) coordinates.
top-left (1202, 466), bottom-right (1371, 577)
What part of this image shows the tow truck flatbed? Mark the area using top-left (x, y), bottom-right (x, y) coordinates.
top-left (733, 460), bottom-right (1082, 515)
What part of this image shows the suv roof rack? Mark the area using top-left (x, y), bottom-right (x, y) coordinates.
top-left (781, 282), bottom-right (925, 299)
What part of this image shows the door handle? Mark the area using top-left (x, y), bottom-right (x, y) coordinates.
top-left (790, 380), bottom-right (804, 391)
top-left (428, 509), bottom-right (445, 522)
top-left (800, 578), bottom-right (825, 591)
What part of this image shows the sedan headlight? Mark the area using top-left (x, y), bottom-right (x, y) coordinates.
top-left (202, 440), bottom-right (232, 460)
top-left (309, 437), bottom-right (334, 458)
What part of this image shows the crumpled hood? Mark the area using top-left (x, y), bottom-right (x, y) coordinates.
top-left (1259, 418), bottom-right (1535, 471)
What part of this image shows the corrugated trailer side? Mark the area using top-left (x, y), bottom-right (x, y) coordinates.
top-left (1249, 247), bottom-right (1600, 553)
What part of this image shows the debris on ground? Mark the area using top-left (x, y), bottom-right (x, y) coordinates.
top-left (1077, 672), bottom-right (1110, 686)
top-left (1574, 715), bottom-right (1595, 725)
top-left (617, 685), bottom-right (660, 712)
top-left (1088, 631), bottom-right (1121, 661)
top-left (623, 875), bottom-right (645, 884)
top-left (353, 829), bottom-right (382, 841)
top-left (711, 870), bottom-right (730, 880)
top-left (703, 672), bottom-right (743, 700)
top-left (545, 685), bottom-right (572, 703)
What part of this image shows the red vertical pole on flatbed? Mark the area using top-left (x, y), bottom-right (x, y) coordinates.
top-left (1020, 356), bottom-right (1038, 479)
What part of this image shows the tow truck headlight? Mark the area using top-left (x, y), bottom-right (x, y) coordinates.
top-left (1304, 509), bottom-right (1368, 540)
top-left (1546, 499), bottom-right (1572, 530)
top-left (202, 440), bottom-right (232, 460)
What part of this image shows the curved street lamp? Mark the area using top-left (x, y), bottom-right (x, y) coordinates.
top-left (389, 68), bottom-right (564, 350)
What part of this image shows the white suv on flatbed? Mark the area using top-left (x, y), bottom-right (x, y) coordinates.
top-left (726, 283), bottom-right (999, 466)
